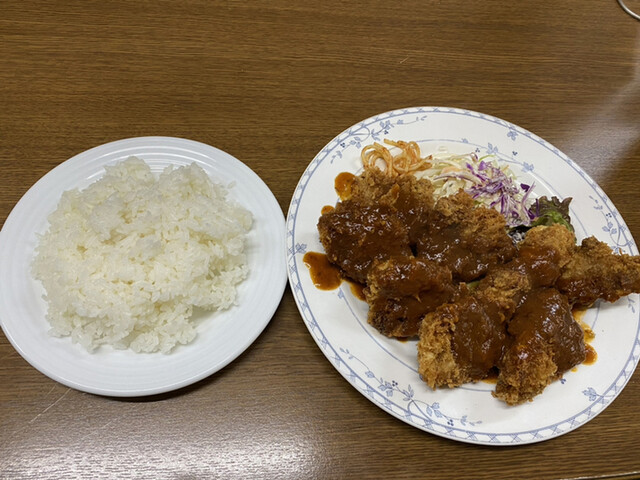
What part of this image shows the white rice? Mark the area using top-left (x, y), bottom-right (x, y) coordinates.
top-left (32, 156), bottom-right (252, 353)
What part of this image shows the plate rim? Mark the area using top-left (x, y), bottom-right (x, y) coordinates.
top-left (0, 136), bottom-right (287, 397)
top-left (285, 106), bottom-right (640, 445)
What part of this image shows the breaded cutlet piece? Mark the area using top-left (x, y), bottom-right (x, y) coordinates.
top-left (518, 224), bottom-right (577, 264)
top-left (349, 169), bottom-right (435, 243)
top-left (348, 169), bottom-right (397, 204)
top-left (317, 199), bottom-right (412, 284)
top-left (417, 225), bottom-right (581, 400)
top-left (473, 266), bottom-right (531, 324)
top-left (365, 255), bottom-right (456, 337)
top-left (417, 304), bottom-right (467, 389)
top-left (416, 191), bottom-right (517, 282)
top-left (417, 291), bottom-right (507, 389)
top-left (494, 288), bottom-right (585, 405)
top-left (516, 224), bottom-right (577, 287)
top-left (556, 236), bottom-right (640, 307)
top-left (493, 342), bottom-right (557, 406)
top-left (318, 169), bottom-right (436, 284)
top-left (473, 224), bottom-right (577, 321)
top-left (377, 174), bottom-right (435, 243)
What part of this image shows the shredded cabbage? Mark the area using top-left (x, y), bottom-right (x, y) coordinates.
top-left (417, 151), bottom-right (534, 227)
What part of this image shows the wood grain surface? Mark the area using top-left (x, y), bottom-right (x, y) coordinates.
top-left (1, 1), bottom-right (640, 479)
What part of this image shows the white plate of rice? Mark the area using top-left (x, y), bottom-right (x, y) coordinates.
top-left (0, 137), bottom-right (287, 396)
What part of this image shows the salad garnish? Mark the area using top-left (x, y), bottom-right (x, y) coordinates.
top-left (362, 140), bottom-right (574, 233)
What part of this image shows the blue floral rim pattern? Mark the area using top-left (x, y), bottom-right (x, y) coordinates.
top-left (286, 106), bottom-right (640, 445)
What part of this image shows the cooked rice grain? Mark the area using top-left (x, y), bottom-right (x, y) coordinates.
top-left (32, 156), bottom-right (252, 353)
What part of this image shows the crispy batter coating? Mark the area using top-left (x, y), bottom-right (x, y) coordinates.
top-left (365, 255), bottom-right (456, 337)
top-left (348, 168), bottom-right (397, 204)
top-left (317, 171), bottom-right (435, 284)
top-left (416, 191), bottom-right (517, 282)
top-left (556, 236), bottom-right (640, 306)
top-left (473, 266), bottom-right (531, 324)
top-left (350, 169), bottom-right (435, 242)
top-left (318, 167), bottom-right (640, 406)
top-left (473, 224), bottom-right (577, 321)
top-left (493, 342), bottom-right (557, 406)
top-left (519, 223), bottom-right (577, 261)
top-left (317, 200), bottom-right (411, 284)
top-left (377, 174), bottom-right (435, 243)
top-left (494, 288), bottom-right (585, 405)
top-left (418, 290), bottom-right (506, 388)
top-left (517, 223), bottom-right (577, 287)
top-left (418, 226), bottom-right (588, 404)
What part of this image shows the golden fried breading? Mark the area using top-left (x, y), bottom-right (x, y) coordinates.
top-left (417, 304), bottom-right (468, 389)
top-left (365, 255), bottom-right (456, 337)
top-left (418, 291), bottom-right (507, 389)
top-left (348, 169), bottom-right (397, 204)
top-left (317, 199), bottom-right (411, 284)
top-left (493, 343), bottom-right (557, 406)
top-left (517, 224), bottom-right (576, 287)
top-left (473, 224), bottom-right (577, 320)
top-left (319, 166), bottom-right (640, 406)
top-left (378, 174), bottom-right (435, 243)
top-left (349, 169), bottom-right (435, 243)
top-left (519, 224), bottom-right (577, 261)
top-left (416, 191), bottom-right (517, 282)
top-left (418, 226), bottom-right (584, 401)
top-left (474, 266), bottom-right (531, 323)
top-left (556, 236), bottom-right (640, 306)
top-left (494, 288), bottom-right (585, 405)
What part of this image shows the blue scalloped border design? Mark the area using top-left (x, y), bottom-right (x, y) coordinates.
top-left (286, 106), bottom-right (640, 445)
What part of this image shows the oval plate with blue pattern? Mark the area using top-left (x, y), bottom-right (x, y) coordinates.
top-left (286, 107), bottom-right (640, 445)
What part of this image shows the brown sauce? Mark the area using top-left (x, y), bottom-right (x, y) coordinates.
top-left (572, 306), bottom-right (597, 364)
top-left (314, 168), bottom-right (607, 403)
top-left (508, 288), bottom-right (585, 373)
top-left (450, 295), bottom-right (506, 380)
top-left (481, 370), bottom-right (499, 384)
top-left (317, 201), bottom-right (412, 285)
top-left (334, 172), bottom-right (356, 200)
top-left (517, 246), bottom-right (563, 287)
top-left (584, 344), bottom-right (598, 365)
top-left (321, 205), bottom-right (335, 215)
top-left (302, 252), bottom-right (342, 290)
top-left (302, 250), bottom-right (368, 302)
top-left (572, 307), bottom-right (587, 323)
top-left (348, 280), bottom-right (366, 301)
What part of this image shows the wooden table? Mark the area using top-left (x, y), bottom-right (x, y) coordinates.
top-left (1, 1), bottom-right (639, 479)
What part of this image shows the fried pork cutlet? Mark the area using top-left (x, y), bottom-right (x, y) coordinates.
top-left (364, 255), bottom-right (457, 338)
top-left (346, 168), bottom-right (396, 203)
top-left (494, 288), bottom-right (585, 405)
top-left (416, 191), bottom-right (517, 282)
top-left (556, 236), bottom-right (640, 307)
top-left (418, 288), bottom-right (507, 389)
top-left (474, 224), bottom-right (577, 320)
top-left (317, 170), bottom-right (435, 284)
top-left (319, 166), bottom-right (640, 406)
top-left (419, 224), bottom-right (640, 405)
top-left (317, 200), bottom-right (411, 284)
top-left (418, 225), bottom-right (581, 398)
top-left (378, 174), bottom-right (435, 243)
top-left (515, 220), bottom-right (577, 286)
top-left (349, 169), bottom-right (435, 243)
